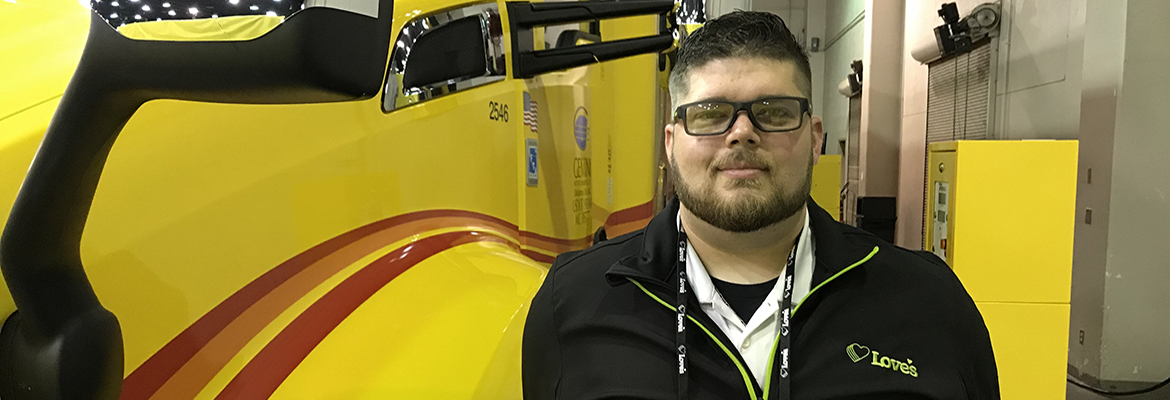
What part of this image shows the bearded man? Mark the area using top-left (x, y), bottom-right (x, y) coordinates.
top-left (522, 11), bottom-right (999, 400)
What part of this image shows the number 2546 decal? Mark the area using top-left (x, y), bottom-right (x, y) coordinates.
top-left (489, 101), bottom-right (509, 122)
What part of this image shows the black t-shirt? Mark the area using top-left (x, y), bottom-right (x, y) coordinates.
top-left (709, 276), bottom-right (779, 324)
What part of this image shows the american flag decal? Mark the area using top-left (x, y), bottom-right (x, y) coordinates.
top-left (523, 92), bottom-right (538, 132)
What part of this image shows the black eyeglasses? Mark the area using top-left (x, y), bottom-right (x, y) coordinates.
top-left (674, 96), bottom-right (811, 136)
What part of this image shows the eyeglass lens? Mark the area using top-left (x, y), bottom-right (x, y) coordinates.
top-left (684, 98), bottom-right (803, 135)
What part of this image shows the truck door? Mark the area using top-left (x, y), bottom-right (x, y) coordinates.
top-left (380, 0), bottom-right (675, 258)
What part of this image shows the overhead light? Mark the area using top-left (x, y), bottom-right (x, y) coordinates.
top-left (188, 7), bottom-right (197, 14)
top-left (134, 14), bottom-right (141, 19)
top-left (141, 5), bottom-right (149, 11)
top-left (110, 12), bottom-right (118, 18)
top-left (265, 10), bottom-right (276, 16)
top-left (162, 2), bottom-right (169, 6)
top-left (249, 5), bottom-right (258, 10)
top-left (167, 9), bottom-right (175, 15)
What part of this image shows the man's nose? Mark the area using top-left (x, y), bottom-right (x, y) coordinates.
top-left (725, 111), bottom-right (761, 146)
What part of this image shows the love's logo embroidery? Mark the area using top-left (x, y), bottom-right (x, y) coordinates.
top-left (846, 343), bottom-right (919, 378)
top-left (846, 343), bottom-right (870, 363)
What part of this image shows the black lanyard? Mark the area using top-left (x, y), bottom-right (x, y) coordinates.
top-left (676, 224), bottom-right (799, 400)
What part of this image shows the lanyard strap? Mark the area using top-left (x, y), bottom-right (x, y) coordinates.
top-left (675, 229), bottom-right (690, 398)
top-left (773, 232), bottom-right (799, 400)
top-left (676, 225), bottom-right (799, 400)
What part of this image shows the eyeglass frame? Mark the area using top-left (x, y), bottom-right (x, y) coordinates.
top-left (673, 96), bottom-right (812, 136)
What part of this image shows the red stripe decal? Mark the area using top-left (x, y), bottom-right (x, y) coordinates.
top-left (605, 201), bottom-right (654, 227)
top-left (124, 204), bottom-right (645, 398)
top-left (519, 230), bottom-right (592, 248)
top-left (521, 249), bottom-right (557, 264)
top-left (212, 231), bottom-right (503, 399)
top-left (120, 210), bottom-right (514, 400)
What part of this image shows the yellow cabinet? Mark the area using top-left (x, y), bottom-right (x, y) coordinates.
top-left (812, 154), bottom-right (842, 221)
top-left (925, 140), bottom-right (1078, 400)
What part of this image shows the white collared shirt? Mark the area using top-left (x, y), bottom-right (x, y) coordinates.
top-left (679, 209), bottom-right (816, 386)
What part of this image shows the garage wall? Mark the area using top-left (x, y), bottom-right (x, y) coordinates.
top-left (752, 0), bottom-right (806, 45)
top-left (819, 0), bottom-right (866, 156)
top-left (1067, 0), bottom-right (1123, 382)
top-left (1098, 0), bottom-right (1170, 384)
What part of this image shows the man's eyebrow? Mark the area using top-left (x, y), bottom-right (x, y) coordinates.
top-left (693, 96), bottom-right (734, 103)
top-left (692, 94), bottom-right (799, 103)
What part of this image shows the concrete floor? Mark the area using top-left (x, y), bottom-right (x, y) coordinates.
top-left (1066, 379), bottom-right (1170, 400)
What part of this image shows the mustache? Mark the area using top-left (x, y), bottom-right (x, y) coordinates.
top-left (711, 151), bottom-right (772, 171)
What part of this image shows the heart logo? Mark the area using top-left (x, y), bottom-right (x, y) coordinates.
top-left (846, 343), bottom-right (871, 363)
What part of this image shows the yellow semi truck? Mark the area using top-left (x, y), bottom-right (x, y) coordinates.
top-left (0, 0), bottom-right (685, 397)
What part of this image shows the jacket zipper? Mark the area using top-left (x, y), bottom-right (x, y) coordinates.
top-left (627, 245), bottom-right (880, 400)
top-left (761, 246), bottom-right (879, 399)
top-left (627, 277), bottom-right (762, 400)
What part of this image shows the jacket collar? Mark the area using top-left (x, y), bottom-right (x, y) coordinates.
top-left (606, 196), bottom-right (877, 289)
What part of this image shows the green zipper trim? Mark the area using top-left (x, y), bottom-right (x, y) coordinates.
top-left (627, 277), bottom-right (760, 400)
top-left (793, 246), bottom-right (879, 316)
top-left (761, 245), bottom-right (879, 399)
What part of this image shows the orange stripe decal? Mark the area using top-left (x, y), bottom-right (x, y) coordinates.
top-left (212, 231), bottom-right (506, 399)
top-left (145, 217), bottom-right (514, 400)
top-left (121, 210), bottom-right (514, 400)
top-left (605, 201), bottom-right (655, 237)
top-left (122, 205), bottom-right (649, 398)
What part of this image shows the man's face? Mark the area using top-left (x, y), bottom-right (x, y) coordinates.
top-left (665, 57), bottom-right (824, 233)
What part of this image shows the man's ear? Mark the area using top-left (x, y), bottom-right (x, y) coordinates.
top-left (664, 122), bottom-right (676, 165)
top-left (810, 115), bottom-right (824, 165)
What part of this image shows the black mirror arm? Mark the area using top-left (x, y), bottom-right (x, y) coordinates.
top-left (515, 33), bottom-right (675, 78)
top-left (509, 0), bottom-right (675, 28)
top-left (0, 45), bottom-right (143, 400)
top-left (0, 7), bottom-right (390, 398)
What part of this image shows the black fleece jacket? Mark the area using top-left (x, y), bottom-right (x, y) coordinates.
top-left (523, 198), bottom-right (999, 400)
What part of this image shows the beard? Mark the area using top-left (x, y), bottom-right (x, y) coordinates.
top-left (671, 149), bottom-right (813, 233)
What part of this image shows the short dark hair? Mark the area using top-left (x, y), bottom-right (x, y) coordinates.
top-left (669, 11), bottom-right (812, 110)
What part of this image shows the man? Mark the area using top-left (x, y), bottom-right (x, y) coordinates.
top-left (523, 11), bottom-right (998, 400)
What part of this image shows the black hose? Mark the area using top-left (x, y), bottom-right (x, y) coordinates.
top-left (1068, 374), bottom-right (1170, 396)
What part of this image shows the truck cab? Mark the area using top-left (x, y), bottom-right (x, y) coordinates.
top-left (0, 0), bottom-right (679, 397)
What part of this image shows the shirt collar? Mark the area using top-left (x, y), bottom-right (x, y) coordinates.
top-left (677, 209), bottom-right (814, 307)
top-left (605, 197), bottom-right (866, 290)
